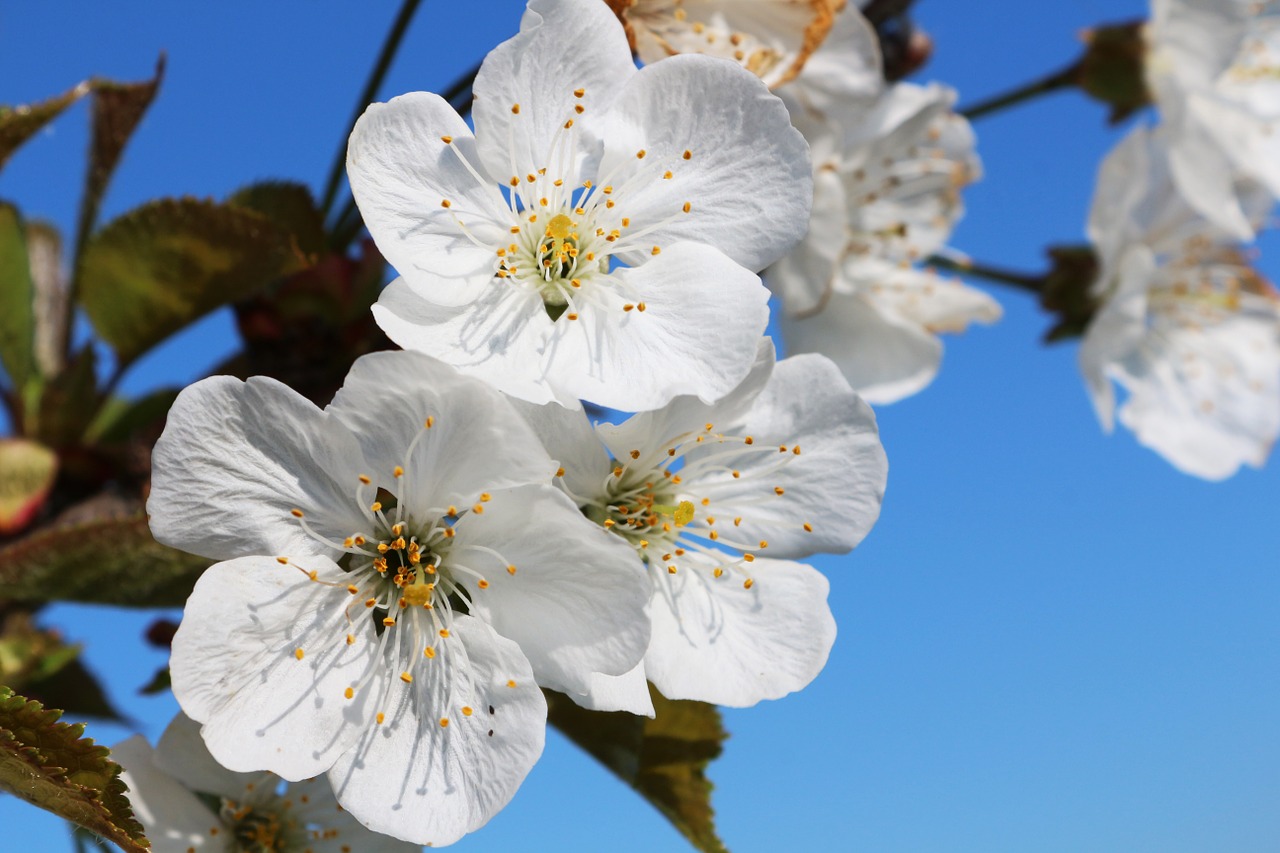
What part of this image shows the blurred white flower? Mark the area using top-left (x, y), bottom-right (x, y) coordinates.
top-left (518, 341), bottom-right (886, 710)
top-left (151, 351), bottom-right (649, 845)
top-left (1146, 0), bottom-right (1280, 238)
top-left (349, 0), bottom-right (811, 410)
top-left (1081, 125), bottom-right (1280, 479)
top-left (604, 0), bottom-right (844, 88)
top-left (767, 7), bottom-right (999, 404)
top-left (114, 714), bottom-right (417, 853)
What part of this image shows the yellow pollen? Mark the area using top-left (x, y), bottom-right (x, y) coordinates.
top-left (526, 173), bottom-right (537, 183)
top-left (682, 150), bottom-right (692, 160)
top-left (377, 543), bottom-right (389, 554)
top-left (472, 503), bottom-right (484, 514)
top-left (444, 527), bottom-right (455, 538)
top-left (365, 597), bottom-right (377, 608)
top-left (663, 170), bottom-right (673, 180)
top-left (393, 466), bottom-right (404, 478)
top-left (370, 501), bottom-right (382, 512)
top-left (674, 501), bottom-right (695, 527)
top-left (709, 531), bottom-right (719, 540)
top-left (556, 466), bottom-right (566, 477)
top-left (290, 509), bottom-right (304, 518)
top-left (509, 177), bottom-right (520, 187)
top-left (358, 474), bottom-right (371, 485)
top-left (347, 584), bottom-right (358, 594)
top-left (441, 135), bottom-right (453, 144)
top-left (743, 578), bottom-right (754, 590)
top-left (441, 199), bottom-right (452, 208)
top-left (668, 565), bottom-right (677, 574)
top-left (564, 119), bottom-right (574, 129)
top-left (714, 568), bottom-right (724, 578)
top-left (376, 713), bottom-right (385, 725)
top-left (346, 634), bottom-right (355, 645)
top-left (603, 185), bottom-right (613, 194)
top-left (478, 579), bottom-right (490, 589)
top-left (732, 471), bottom-right (741, 478)
top-left (775, 487), bottom-right (785, 496)
top-left (400, 672), bottom-right (413, 684)
top-left (440, 717), bottom-right (449, 728)
top-left (744, 553), bottom-right (755, 562)
top-left (793, 445), bottom-right (802, 455)
top-left (507, 680), bottom-right (517, 688)
top-left (426, 416), bottom-right (435, 428)
top-left (276, 556), bottom-right (289, 565)
top-left (511, 103), bottom-right (520, 114)
top-left (566, 312), bottom-right (579, 321)
top-left (675, 548), bottom-right (685, 556)
top-left (294, 648), bottom-right (304, 660)
top-left (621, 217), bottom-right (631, 227)
top-left (508, 564), bottom-right (518, 575)
top-left (778, 445), bottom-right (787, 453)
top-left (574, 104), bottom-right (585, 114)
top-left (383, 617), bottom-right (396, 627)
top-left (604, 519), bottom-right (616, 527)
top-left (344, 687), bottom-right (354, 699)
top-left (424, 646), bottom-right (435, 658)
top-left (354, 535), bottom-right (366, 545)
top-left (574, 87), bottom-right (585, 97)
top-left (803, 522), bottom-right (813, 532)
top-left (623, 303), bottom-right (635, 312)
top-left (651, 246), bottom-right (661, 255)
top-left (439, 628), bottom-right (450, 638)
top-left (636, 149), bottom-right (646, 159)
top-left (462, 706), bottom-right (473, 716)
top-left (744, 436), bottom-right (754, 445)
top-left (343, 537), bottom-right (353, 547)
top-left (759, 540), bottom-right (769, 548)
top-left (683, 201), bottom-right (692, 213)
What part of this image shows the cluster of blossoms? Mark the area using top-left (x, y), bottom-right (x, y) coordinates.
top-left (1077, 0), bottom-right (1280, 478)
top-left (132, 0), bottom-right (895, 848)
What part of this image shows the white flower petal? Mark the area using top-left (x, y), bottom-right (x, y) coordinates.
top-left (285, 776), bottom-right (422, 853)
top-left (170, 556), bottom-right (380, 782)
top-left (685, 352), bottom-right (887, 557)
top-left (326, 350), bottom-right (556, 509)
top-left (454, 484), bottom-right (651, 695)
top-left (113, 736), bottom-right (222, 853)
top-left (540, 242), bottom-right (771, 409)
top-left (509, 399), bottom-right (612, 502)
top-left (595, 53), bottom-right (813, 272)
top-left (780, 285), bottom-right (941, 405)
top-left (766, 164), bottom-right (848, 316)
top-left (153, 712), bottom-right (268, 800)
top-left (348, 92), bottom-right (513, 301)
top-left (148, 377), bottom-right (367, 561)
top-left (645, 553), bottom-right (835, 707)
top-left (471, 0), bottom-right (635, 184)
top-left (575, 661), bottom-right (656, 717)
top-left (327, 616), bottom-right (546, 847)
top-left (372, 276), bottom-right (569, 407)
top-left (778, 2), bottom-right (883, 123)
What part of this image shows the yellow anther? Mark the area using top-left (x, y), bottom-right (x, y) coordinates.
top-left (462, 706), bottom-right (474, 716)
top-left (639, 540), bottom-right (649, 549)
top-left (511, 103), bottom-right (521, 114)
top-left (507, 680), bottom-right (517, 688)
top-left (539, 197), bottom-right (549, 207)
top-left (564, 119), bottom-right (574, 129)
top-left (744, 436), bottom-right (754, 445)
top-left (424, 646), bottom-right (436, 658)
top-left (347, 584), bottom-right (358, 594)
top-left (682, 201), bottom-right (692, 213)
top-left (574, 103), bottom-right (585, 114)
top-left (675, 548), bottom-right (685, 556)
top-left (439, 628), bottom-right (450, 638)
top-left (354, 535), bottom-right (366, 545)
top-left (701, 497), bottom-right (711, 506)
top-left (441, 199), bottom-right (452, 208)
top-left (290, 508), bottom-right (304, 518)
top-left (623, 303), bottom-right (635, 312)
top-left (713, 568), bottom-right (724, 578)
top-left (346, 634), bottom-right (355, 645)
top-left (472, 503), bottom-right (484, 514)
top-left (509, 176), bottom-right (520, 187)
top-left (603, 519), bottom-right (616, 527)
top-left (636, 149), bottom-right (646, 159)
top-left (743, 553), bottom-right (756, 562)
top-left (343, 536), bottom-right (354, 547)
top-left (507, 564), bottom-right (518, 575)
top-left (344, 687), bottom-right (354, 699)
top-left (668, 565), bottom-right (678, 574)
top-left (383, 617), bottom-right (396, 627)
top-left (440, 717), bottom-right (450, 728)
top-left (759, 540), bottom-right (769, 548)
top-left (637, 302), bottom-right (647, 311)
top-left (377, 543), bottom-right (389, 554)
top-left (555, 466), bottom-right (566, 477)
top-left (444, 527), bottom-right (455, 538)
top-left (792, 445), bottom-right (802, 455)
top-left (779, 445), bottom-right (788, 453)
top-left (276, 556), bottom-right (289, 565)
top-left (393, 466), bottom-right (404, 478)
top-left (613, 466), bottom-right (624, 477)
top-left (566, 312), bottom-right (579, 321)
top-left (682, 149), bottom-right (692, 160)
top-left (358, 474), bottom-right (372, 485)
top-left (774, 487), bottom-right (785, 496)
top-left (709, 530), bottom-right (719, 540)
top-left (365, 597), bottom-right (377, 608)
top-left (743, 578), bottom-right (754, 590)
top-left (376, 713), bottom-right (385, 725)
top-left (574, 87), bottom-right (585, 97)
top-left (440, 135), bottom-right (453, 144)
top-left (732, 471), bottom-right (741, 478)
top-left (674, 501), bottom-right (695, 527)
top-left (803, 522), bottom-right (813, 532)
top-left (477, 579), bottom-right (490, 589)
top-left (425, 415), bottom-right (435, 428)
top-left (663, 170), bottom-right (673, 180)
top-left (294, 648), bottom-right (305, 660)
top-left (370, 501), bottom-right (382, 512)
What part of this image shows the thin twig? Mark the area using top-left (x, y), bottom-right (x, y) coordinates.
top-left (958, 63), bottom-right (1080, 121)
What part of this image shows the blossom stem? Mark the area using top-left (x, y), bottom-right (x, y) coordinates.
top-left (958, 62), bottom-right (1080, 121)
top-left (927, 254), bottom-right (1045, 294)
top-left (320, 0), bottom-right (426, 221)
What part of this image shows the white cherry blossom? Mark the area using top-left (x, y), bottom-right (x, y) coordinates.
top-left (150, 351), bottom-right (649, 846)
top-left (769, 63), bottom-right (1000, 403)
top-left (1081, 126), bottom-right (1280, 479)
top-left (114, 714), bottom-right (416, 853)
top-left (1145, 0), bottom-right (1280, 238)
top-left (604, 0), bottom-right (844, 88)
top-left (349, 0), bottom-right (811, 410)
top-left (518, 341), bottom-right (887, 709)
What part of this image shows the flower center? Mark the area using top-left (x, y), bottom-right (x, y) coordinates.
top-left (221, 799), bottom-right (298, 853)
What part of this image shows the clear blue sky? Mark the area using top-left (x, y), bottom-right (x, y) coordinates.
top-left (3, 1), bottom-right (1279, 851)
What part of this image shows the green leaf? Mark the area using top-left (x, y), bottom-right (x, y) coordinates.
top-left (34, 344), bottom-right (98, 448)
top-left (84, 387), bottom-right (179, 446)
top-left (0, 83), bottom-right (89, 171)
top-left (0, 495), bottom-right (211, 607)
top-left (0, 687), bottom-right (149, 853)
top-left (0, 202), bottom-right (35, 391)
top-left (73, 58), bottom-right (166, 274)
top-left (79, 197), bottom-right (306, 366)
top-left (137, 668), bottom-right (170, 697)
top-left (547, 685), bottom-right (728, 853)
top-left (230, 180), bottom-right (327, 258)
top-left (0, 439), bottom-right (57, 535)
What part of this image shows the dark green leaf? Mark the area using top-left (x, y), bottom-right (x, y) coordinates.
top-left (84, 387), bottom-right (179, 446)
top-left (79, 197), bottom-right (306, 365)
top-left (137, 668), bottom-right (170, 697)
top-left (23, 658), bottom-right (126, 724)
top-left (230, 180), bottom-right (327, 258)
top-left (0, 83), bottom-right (88, 171)
top-left (0, 687), bottom-right (149, 853)
top-left (0, 495), bottom-right (211, 607)
top-left (0, 202), bottom-right (35, 391)
top-left (34, 344), bottom-right (97, 448)
top-left (547, 685), bottom-right (728, 853)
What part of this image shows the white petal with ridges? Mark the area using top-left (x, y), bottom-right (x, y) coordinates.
top-left (112, 736), bottom-right (221, 853)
